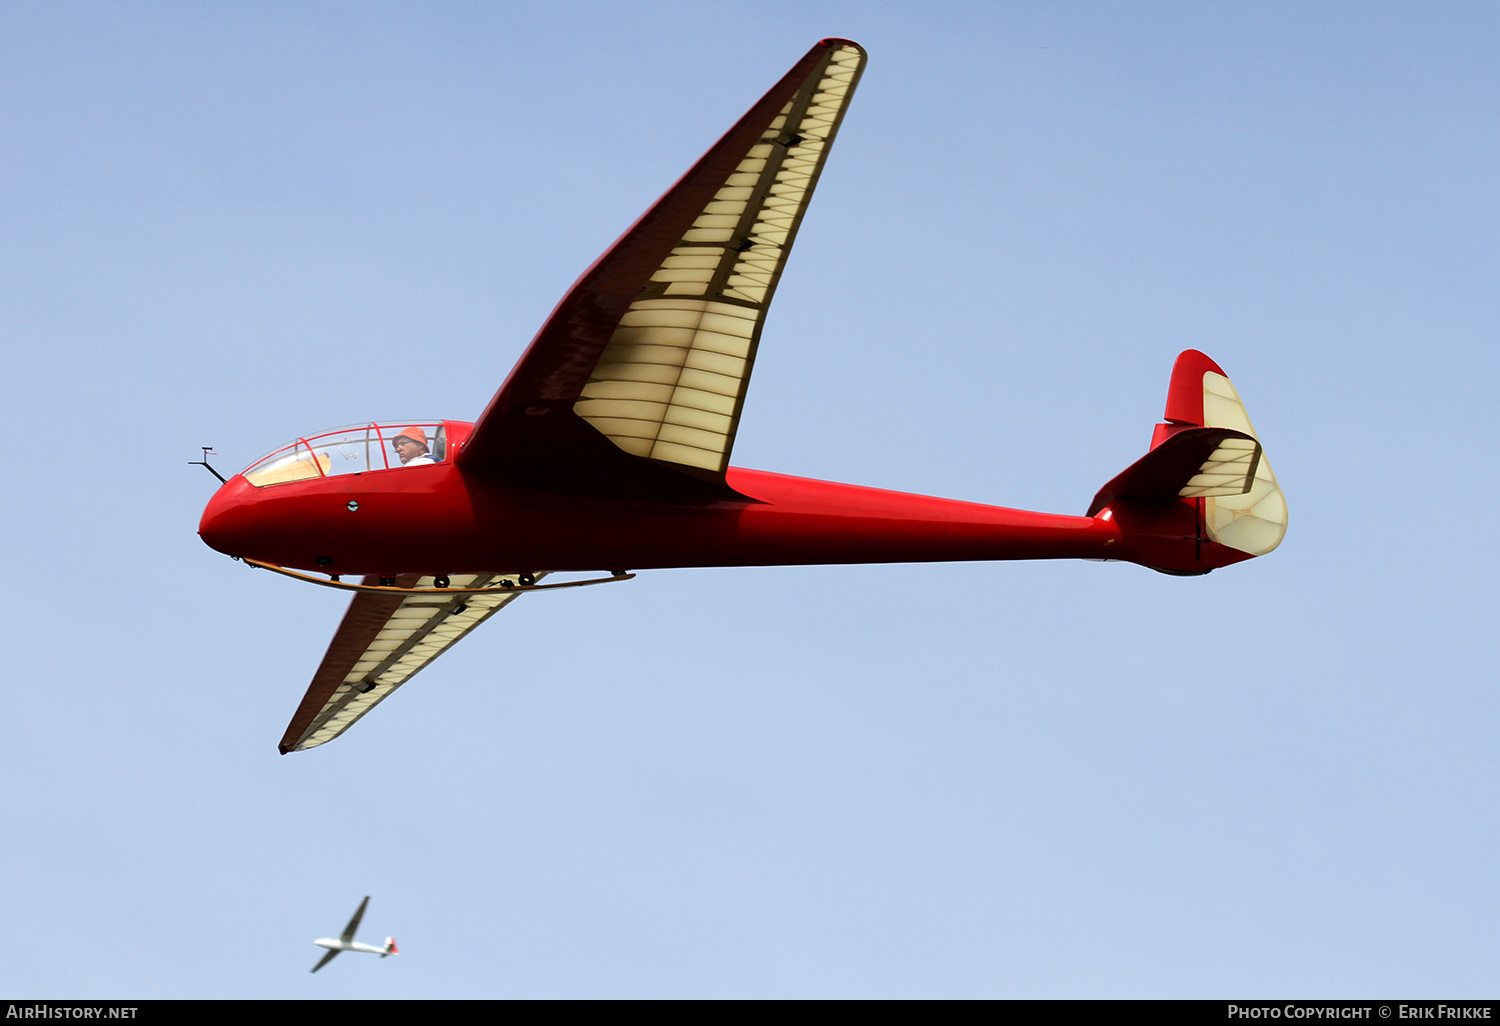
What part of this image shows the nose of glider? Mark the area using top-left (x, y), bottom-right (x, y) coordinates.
top-left (198, 476), bottom-right (256, 557)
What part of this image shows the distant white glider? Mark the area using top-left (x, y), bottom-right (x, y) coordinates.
top-left (311, 896), bottom-right (398, 973)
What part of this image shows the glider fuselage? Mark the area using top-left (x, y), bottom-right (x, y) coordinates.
top-left (314, 938), bottom-right (390, 955)
top-left (198, 425), bottom-right (1128, 576)
top-left (202, 414), bottom-right (1232, 578)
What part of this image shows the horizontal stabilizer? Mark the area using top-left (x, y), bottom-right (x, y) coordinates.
top-left (1087, 426), bottom-right (1259, 517)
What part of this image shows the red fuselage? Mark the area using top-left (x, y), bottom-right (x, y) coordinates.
top-left (199, 421), bottom-right (1131, 576)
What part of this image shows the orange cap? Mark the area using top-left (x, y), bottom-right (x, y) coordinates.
top-left (392, 427), bottom-right (427, 447)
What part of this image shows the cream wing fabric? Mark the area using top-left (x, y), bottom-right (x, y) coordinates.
top-left (573, 42), bottom-right (866, 474)
top-left (282, 574), bottom-right (540, 753)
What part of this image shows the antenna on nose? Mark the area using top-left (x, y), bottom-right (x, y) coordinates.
top-left (190, 446), bottom-right (228, 484)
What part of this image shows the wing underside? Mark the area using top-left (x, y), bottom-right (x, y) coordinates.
top-left (279, 574), bottom-right (542, 753)
top-left (573, 41), bottom-right (866, 475)
top-left (457, 39), bottom-right (866, 490)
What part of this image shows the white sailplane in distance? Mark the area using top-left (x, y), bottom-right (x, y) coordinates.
top-left (311, 896), bottom-right (398, 972)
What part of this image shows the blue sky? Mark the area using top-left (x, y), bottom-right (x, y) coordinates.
top-left (4, 0), bottom-right (1498, 997)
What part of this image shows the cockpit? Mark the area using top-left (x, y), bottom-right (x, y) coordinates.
top-left (241, 421), bottom-right (448, 487)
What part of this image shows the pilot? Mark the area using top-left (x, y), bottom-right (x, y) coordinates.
top-left (392, 427), bottom-right (437, 466)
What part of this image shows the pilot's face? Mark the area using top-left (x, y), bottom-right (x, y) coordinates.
top-left (394, 438), bottom-right (427, 464)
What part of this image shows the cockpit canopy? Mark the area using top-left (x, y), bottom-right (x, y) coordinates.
top-left (241, 421), bottom-right (448, 487)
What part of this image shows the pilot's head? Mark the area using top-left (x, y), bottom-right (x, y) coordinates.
top-left (392, 427), bottom-right (430, 464)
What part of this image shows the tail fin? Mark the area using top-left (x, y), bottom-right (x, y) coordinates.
top-left (382, 937), bottom-right (398, 957)
top-left (1091, 350), bottom-right (1287, 574)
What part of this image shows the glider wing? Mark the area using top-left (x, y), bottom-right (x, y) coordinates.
top-left (458, 39), bottom-right (866, 492)
top-left (278, 574), bottom-right (542, 753)
top-left (341, 897), bottom-right (369, 944)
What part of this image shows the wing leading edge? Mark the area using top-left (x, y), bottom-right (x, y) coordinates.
top-left (279, 574), bottom-right (544, 753)
top-left (458, 39), bottom-right (866, 491)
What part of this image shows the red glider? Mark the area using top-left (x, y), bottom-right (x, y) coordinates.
top-left (197, 40), bottom-right (1287, 754)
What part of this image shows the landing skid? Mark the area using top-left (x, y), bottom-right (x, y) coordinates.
top-left (241, 558), bottom-right (634, 595)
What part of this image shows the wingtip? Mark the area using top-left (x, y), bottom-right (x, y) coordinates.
top-left (818, 38), bottom-right (867, 58)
